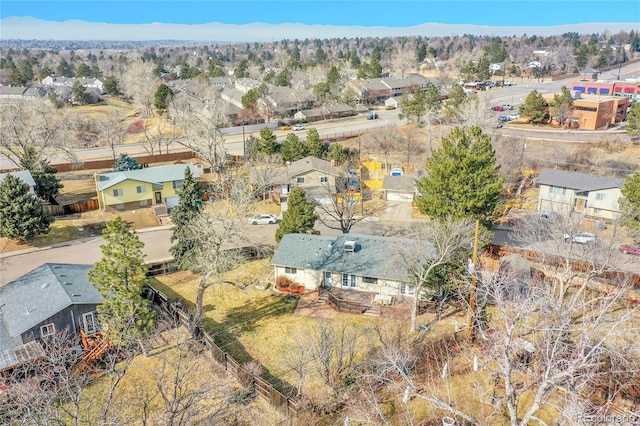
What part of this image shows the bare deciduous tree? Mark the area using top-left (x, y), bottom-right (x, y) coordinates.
top-left (392, 218), bottom-right (475, 332)
top-left (169, 94), bottom-right (230, 175)
top-left (120, 59), bottom-right (157, 117)
top-left (96, 107), bottom-right (128, 160)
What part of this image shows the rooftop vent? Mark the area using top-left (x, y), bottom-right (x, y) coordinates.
top-left (41, 282), bottom-right (50, 289)
top-left (344, 240), bottom-right (357, 252)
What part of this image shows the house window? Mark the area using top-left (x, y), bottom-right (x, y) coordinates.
top-left (113, 188), bottom-right (123, 196)
top-left (342, 274), bottom-right (357, 289)
top-left (550, 186), bottom-right (566, 195)
top-left (116, 204), bottom-right (125, 210)
top-left (40, 323), bottom-right (55, 338)
top-left (173, 180), bottom-right (183, 189)
top-left (284, 267), bottom-right (297, 274)
top-left (136, 185), bottom-right (146, 193)
top-left (401, 283), bottom-right (415, 296)
top-left (296, 177), bottom-right (305, 184)
top-left (595, 193), bottom-right (606, 201)
top-left (593, 208), bottom-right (603, 215)
top-left (362, 276), bottom-right (378, 284)
top-left (140, 200), bottom-right (149, 207)
top-left (82, 312), bottom-right (98, 334)
top-left (320, 176), bottom-right (328, 183)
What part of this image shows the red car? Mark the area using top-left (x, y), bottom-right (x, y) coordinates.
top-left (619, 243), bottom-right (640, 256)
top-left (492, 105), bottom-right (504, 111)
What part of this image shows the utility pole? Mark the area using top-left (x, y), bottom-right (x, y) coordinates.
top-left (468, 219), bottom-right (480, 344)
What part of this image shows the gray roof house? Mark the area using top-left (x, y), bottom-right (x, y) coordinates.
top-left (0, 264), bottom-right (104, 372)
top-left (0, 169), bottom-right (37, 195)
top-left (536, 168), bottom-right (625, 220)
top-left (382, 175), bottom-right (418, 202)
top-left (271, 233), bottom-right (434, 297)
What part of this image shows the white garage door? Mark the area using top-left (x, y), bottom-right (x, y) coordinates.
top-left (386, 192), bottom-right (413, 202)
top-left (166, 196), bottom-right (180, 209)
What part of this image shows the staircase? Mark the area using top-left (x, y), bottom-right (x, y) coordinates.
top-left (72, 338), bottom-right (110, 376)
top-left (318, 289), bottom-right (329, 303)
top-left (363, 305), bottom-right (381, 317)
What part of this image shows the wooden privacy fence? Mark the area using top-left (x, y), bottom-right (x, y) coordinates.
top-left (44, 199), bottom-right (99, 216)
top-left (144, 282), bottom-right (299, 419)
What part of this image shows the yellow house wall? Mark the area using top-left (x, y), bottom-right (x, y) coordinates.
top-left (99, 179), bottom-right (179, 207)
top-left (291, 170), bottom-right (336, 189)
top-left (275, 268), bottom-right (405, 296)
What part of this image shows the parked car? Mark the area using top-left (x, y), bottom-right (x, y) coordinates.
top-left (492, 105), bottom-right (504, 111)
top-left (279, 124), bottom-right (292, 130)
top-left (563, 232), bottom-right (596, 244)
top-left (292, 123), bottom-right (306, 131)
top-left (503, 81), bottom-right (516, 86)
top-left (619, 243), bottom-right (640, 256)
top-left (248, 214), bottom-right (277, 225)
top-left (508, 113), bottom-right (521, 120)
top-left (501, 104), bottom-right (514, 110)
top-left (498, 115), bottom-right (511, 122)
top-left (367, 113), bottom-right (379, 120)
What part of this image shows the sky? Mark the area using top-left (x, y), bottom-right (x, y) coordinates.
top-left (1, 1), bottom-right (638, 41)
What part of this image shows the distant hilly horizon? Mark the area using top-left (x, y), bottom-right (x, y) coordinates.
top-left (1, 16), bottom-right (638, 42)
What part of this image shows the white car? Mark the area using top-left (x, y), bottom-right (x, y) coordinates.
top-left (563, 232), bottom-right (596, 244)
top-left (508, 113), bottom-right (521, 120)
top-left (292, 123), bottom-right (306, 131)
top-left (248, 214), bottom-right (277, 225)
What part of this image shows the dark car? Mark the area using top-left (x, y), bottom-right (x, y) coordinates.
top-left (619, 243), bottom-right (640, 256)
top-left (492, 105), bottom-right (504, 111)
top-left (367, 113), bottom-right (379, 120)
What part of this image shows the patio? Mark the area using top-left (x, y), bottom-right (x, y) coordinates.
top-left (315, 287), bottom-right (432, 318)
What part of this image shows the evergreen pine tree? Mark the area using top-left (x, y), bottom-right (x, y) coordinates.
top-left (416, 126), bottom-right (504, 220)
top-left (275, 187), bottom-right (318, 242)
top-left (170, 167), bottom-right (203, 268)
top-left (256, 127), bottom-right (279, 155)
top-left (0, 174), bottom-right (51, 241)
top-left (20, 147), bottom-right (63, 203)
top-left (112, 153), bottom-right (142, 171)
top-left (621, 172), bottom-right (640, 240)
top-left (88, 216), bottom-right (155, 345)
top-left (626, 102), bottom-right (640, 141)
top-left (519, 90), bottom-right (548, 124)
top-left (280, 133), bottom-right (308, 162)
top-left (304, 127), bottom-right (324, 158)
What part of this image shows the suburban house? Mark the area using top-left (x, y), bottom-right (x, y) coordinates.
top-left (0, 263), bottom-right (104, 372)
top-left (0, 86), bottom-right (47, 101)
top-left (95, 164), bottom-right (199, 211)
top-left (41, 75), bottom-right (104, 94)
top-left (285, 156), bottom-right (341, 205)
top-left (271, 233), bottom-right (432, 297)
top-left (382, 175), bottom-right (419, 202)
top-left (0, 169), bottom-right (37, 195)
top-left (536, 168), bottom-right (625, 220)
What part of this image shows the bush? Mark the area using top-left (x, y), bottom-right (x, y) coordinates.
top-left (276, 276), bottom-right (293, 289)
top-left (127, 120), bottom-right (144, 134)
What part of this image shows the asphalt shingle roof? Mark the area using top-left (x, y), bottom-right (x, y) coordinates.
top-left (0, 264), bottom-right (104, 340)
top-left (96, 164), bottom-right (198, 191)
top-left (271, 233), bottom-right (434, 282)
top-left (0, 169), bottom-right (36, 188)
top-left (537, 168), bottom-right (625, 192)
top-left (382, 175), bottom-right (417, 192)
top-left (287, 156), bottom-right (339, 177)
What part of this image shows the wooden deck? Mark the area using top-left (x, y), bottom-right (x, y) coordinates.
top-left (318, 287), bottom-right (422, 317)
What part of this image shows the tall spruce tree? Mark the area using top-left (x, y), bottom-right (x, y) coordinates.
top-left (621, 171), bottom-right (640, 240)
top-left (626, 102), bottom-right (640, 141)
top-left (280, 133), bottom-right (307, 162)
top-left (275, 187), bottom-right (318, 242)
top-left (88, 216), bottom-right (154, 345)
top-left (112, 153), bottom-right (142, 171)
top-left (0, 174), bottom-right (51, 241)
top-left (416, 126), bottom-right (504, 220)
top-left (256, 127), bottom-right (279, 155)
top-left (304, 127), bottom-right (324, 158)
top-left (170, 167), bottom-right (203, 267)
top-left (20, 147), bottom-right (63, 203)
top-left (519, 90), bottom-right (548, 124)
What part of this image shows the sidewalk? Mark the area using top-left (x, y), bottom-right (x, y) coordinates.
top-left (0, 224), bottom-right (174, 258)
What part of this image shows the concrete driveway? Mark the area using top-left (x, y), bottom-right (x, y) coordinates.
top-left (380, 201), bottom-right (414, 222)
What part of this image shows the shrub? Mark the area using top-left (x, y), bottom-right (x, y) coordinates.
top-left (276, 276), bottom-right (293, 289)
top-left (127, 120), bottom-right (144, 134)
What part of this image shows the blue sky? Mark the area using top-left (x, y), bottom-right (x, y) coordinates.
top-left (2, 1), bottom-right (638, 27)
